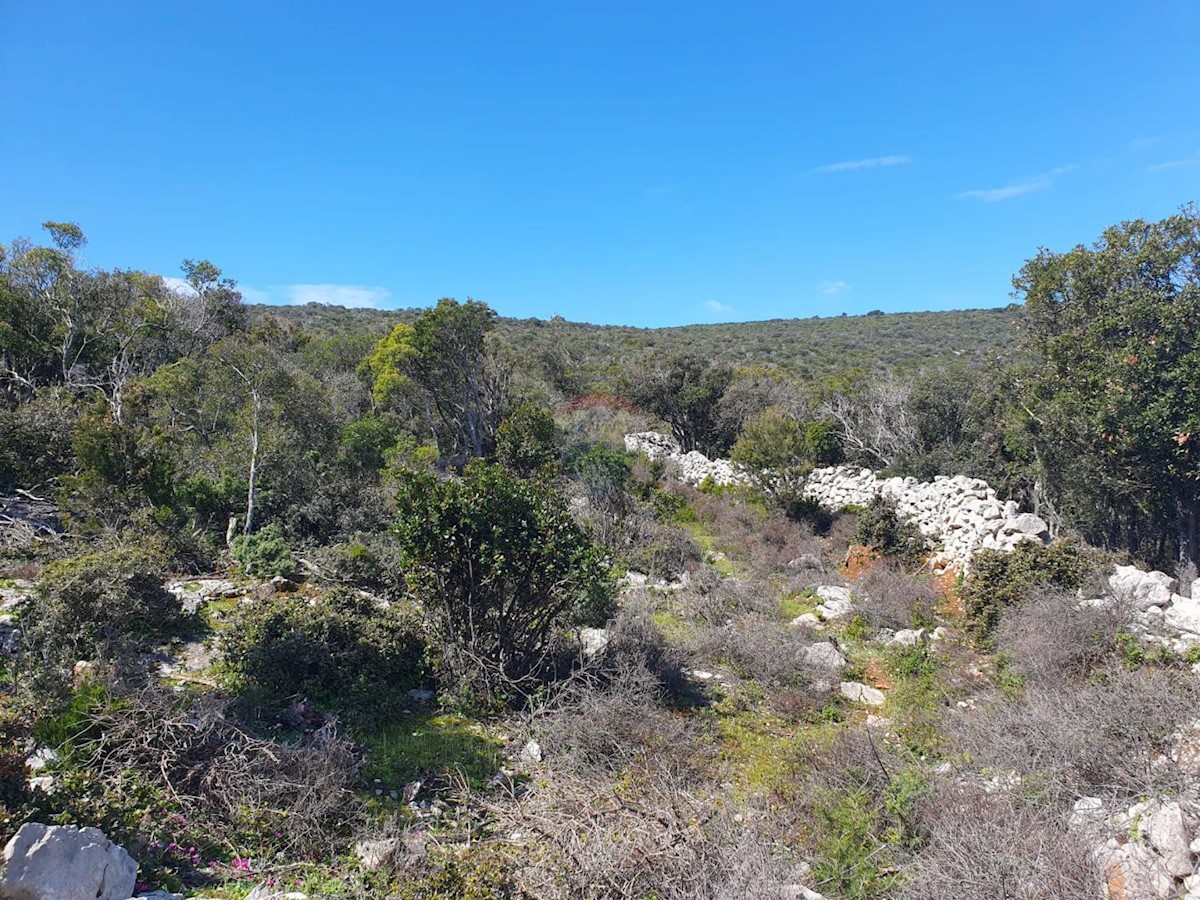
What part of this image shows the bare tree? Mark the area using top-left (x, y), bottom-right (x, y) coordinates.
top-left (820, 371), bottom-right (917, 468)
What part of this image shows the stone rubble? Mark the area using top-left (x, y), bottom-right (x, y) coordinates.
top-left (625, 431), bottom-right (1050, 572)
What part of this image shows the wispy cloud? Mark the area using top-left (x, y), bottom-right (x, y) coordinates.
top-left (957, 165), bottom-right (1076, 202)
top-left (283, 284), bottom-right (391, 308)
top-left (1146, 155), bottom-right (1200, 173)
top-left (820, 280), bottom-right (850, 296)
top-left (1130, 136), bottom-right (1164, 150)
top-left (705, 299), bottom-right (734, 315)
top-left (813, 155), bottom-right (912, 173)
top-left (161, 275), bottom-right (270, 304)
top-left (162, 276), bottom-right (196, 296)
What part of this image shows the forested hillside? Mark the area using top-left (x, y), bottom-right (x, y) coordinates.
top-left (2, 208), bottom-right (1200, 899)
top-left (261, 303), bottom-right (1023, 391)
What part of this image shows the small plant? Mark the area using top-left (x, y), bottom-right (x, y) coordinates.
top-left (230, 523), bottom-right (294, 578)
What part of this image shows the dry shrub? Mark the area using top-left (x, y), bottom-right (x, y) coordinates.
top-left (604, 602), bottom-right (692, 700)
top-left (527, 659), bottom-right (694, 776)
top-left (693, 613), bottom-right (813, 687)
top-left (898, 780), bottom-right (1103, 900)
top-left (855, 564), bottom-right (940, 631)
top-left (484, 761), bottom-right (805, 900)
top-left (949, 666), bottom-right (1200, 804)
top-left (74, 682), bottom-right (361, 855)
top-left (680, 572), bottom-right (772, 625)
top-left (743, 515), bottom-right (825, 572)
top-left (994, 589), bottom-right (1132, 684)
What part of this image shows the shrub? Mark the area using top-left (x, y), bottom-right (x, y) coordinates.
top-left (230, 523), bottom-right (294, 578)
top-left (29, 543), bottom-right (181, 664)
top-left (313, 534), bottom-right (405, 596)
top-left (855, 564), bottom-right (940, 631)
top-left (962, 539), bottom-right (1090, 642)
top-left (495, 402), bottom-right (561, 477)
top-left (899, 781), bottom-right (1103, 900)
top-left (993, 589), bottom-right (1130, 684)
top-left (852, 496), bottom-right (924, 566)
top-left (221, 589), bottom-right (427, 719)
top-left (394, 461), bottom-right (613, 707)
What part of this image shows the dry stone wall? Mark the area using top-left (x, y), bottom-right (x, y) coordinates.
top-left (624, 431), bottom-right (1049, 572)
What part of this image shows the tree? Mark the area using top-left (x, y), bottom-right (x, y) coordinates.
top-left (626, 352), bottom-right (734, 455)
top-left (818, 370), bottom-right (917, 469)
top-left (393, 460), bottom-right (612, 705)
top-left (364, 298), bottom-right (511, 465)
top-left (730, 407), bottom-right (842, 495)
top-left (1015, 205), bottom-right (1200, 574)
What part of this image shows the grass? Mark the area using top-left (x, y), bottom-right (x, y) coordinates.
top-left (360, 712), bottom-right (504, 793)
top-left (779, 588), bottom-right (817, 621)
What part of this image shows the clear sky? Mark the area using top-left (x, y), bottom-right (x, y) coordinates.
top-left (3, 1), bottom-right (1199, 327)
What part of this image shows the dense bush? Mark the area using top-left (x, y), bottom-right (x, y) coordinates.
top-left (230, 523), bottom-right (294, 578)
top-left (221, 589), bottom-right (427, 718)
top-left (852, 495), bottom-right (925, 566)
top-left (855, 564), bottom-right (940, 631)
top-left (394, 460), bottom-right (613, 706)
top-left (495, 401), bottom-right (561, 477)
top-left (29, 543), bottom-right (182, 664)
top-left (962, 539), bottom-right (1090, 641)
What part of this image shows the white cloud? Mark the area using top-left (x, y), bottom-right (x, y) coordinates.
top-left (237, 284), bottom-right (272, 304)
top-left (820, 280), bottom-right (850, 296)
top-left (1130, 136), bottom-right (1164, 150)
top-left (957, 165), bottom-right (1076, 202)
top-left (282, 284), bottom-right (391, 308)
top-left (813, 155), bottom-right (912, 173)
top-left (161, 276), bottom-right (197, 296)
top-left (705, 299), bottom-right (734, 314)
top-left (1146, 155), bottom-right (1200, 173)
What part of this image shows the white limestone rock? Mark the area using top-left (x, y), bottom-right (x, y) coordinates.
top-left (1, 823), bottom-right (137, 900)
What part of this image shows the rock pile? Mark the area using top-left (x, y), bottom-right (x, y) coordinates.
top-left (1071, 797), bottom-right (1200, 899)
top-left (623, 432), bottom-right (749, 487)
top-left (802, 466), bottom-right (1050, 572)
top-left (624, 432), bottom-right (1049, 572)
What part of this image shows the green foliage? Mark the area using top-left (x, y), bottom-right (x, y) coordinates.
top-left (962, 539), bottom-right (1089, 642)
top-left (30, 543), bottom-right (182, 663)
top-left (230, 523), bottom-right (295, 578)
top-left (495, 402), bottom-right (561, 477)
top-left (339, 414), bottom-right (405, 472)
top-left (1015, 205), bottom-right (1200, 571)
top-left (391, 845), bottom-right (522, 900)
top-left (221, 589), bottom-right (427, 718)
top-left (852, 496), bottom-right (924, 566)
top-left (393, 460), bottom-right (613, 706)
top-left (625, 352), bottom-right (735, 454)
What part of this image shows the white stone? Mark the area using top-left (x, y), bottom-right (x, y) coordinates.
top-left (839, 681), bottom-right (886, 706)
top-left (890, 628), bottom-right (926, 646)
top-left (1, 823), bottom-right (138, 900)
top-left (579, 627), bottom-right (609, 657)
top-left (1148, 800), bottom-right (1193, 877)
top-left (518, 740), bottom-right (542, 763)
top-left (800, 642), bottom-right (846, 672)
top-left (1111, 565), bottom-right (1178, 610)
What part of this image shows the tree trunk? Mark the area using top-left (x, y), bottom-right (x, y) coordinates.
top-left (244, 389), bottom-right (260, 535)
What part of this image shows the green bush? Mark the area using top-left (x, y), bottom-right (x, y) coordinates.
top-left (221, 589), bottom-right (427, 718)
top-left (495, 402), bottom-right (561, 477)
top-left (962, 539), bottom-right (1089, 642)
top-left (230, 523), bottom-right (294, 578)
top-left (394, 460), bottom-right (613, 707)
top-left (30, 543), bottom-right (181, 664)
top-left (853, 496), bottom-right (924, 566)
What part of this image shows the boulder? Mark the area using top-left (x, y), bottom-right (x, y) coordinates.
top-left (1111, 565), bottom-right (1178, 611)
top-left (1148, 801), bottom-right (1194, 877)
top-left (799, 642), bottom-right (846, 672)
top-left (839, 681), bottom-right (885, 706)
top-left (579, 627), bottom-right (609, 658)
top-left (1, 823), bottom-right (137, 900)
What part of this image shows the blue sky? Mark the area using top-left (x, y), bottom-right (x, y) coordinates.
top-left (3, 1), bottom-right (1199, 327)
